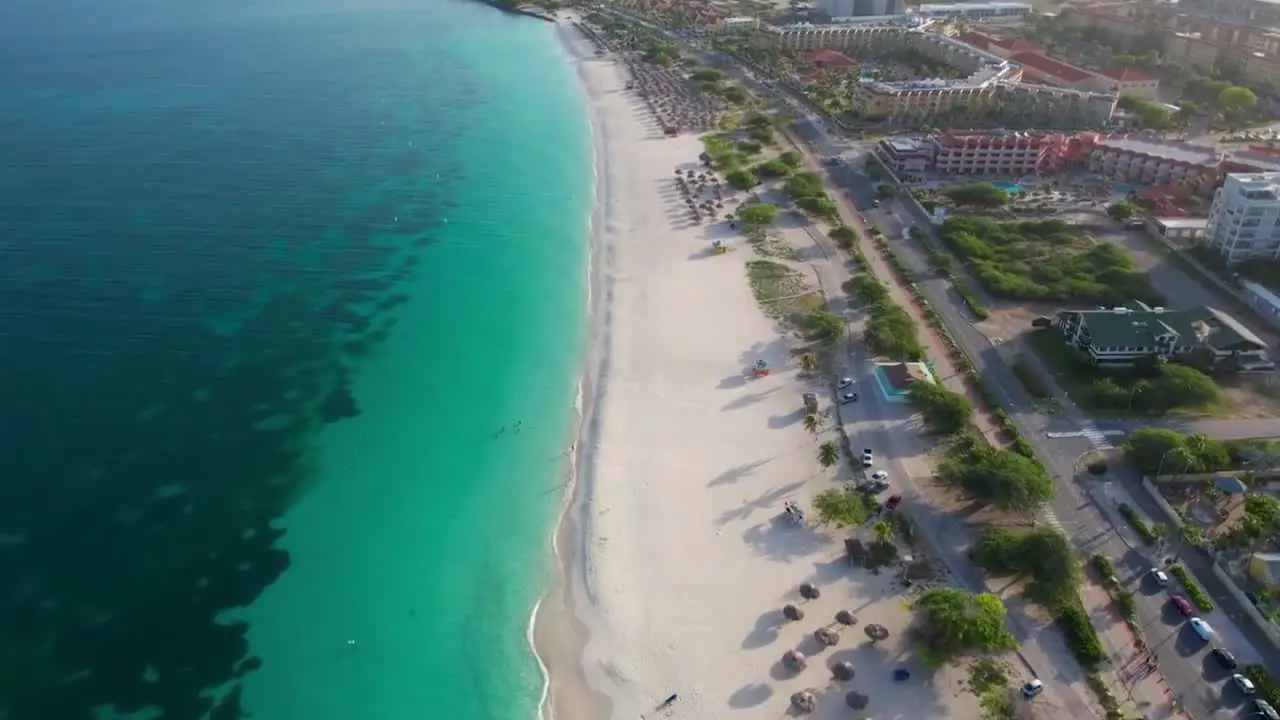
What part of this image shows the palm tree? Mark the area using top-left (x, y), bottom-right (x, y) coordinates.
top-left (872, 519), bottom-right (894, 545)
top-left (798, 353), bottom-right (818, 373)
top-left (803, 413), bottom-right (821, 435)
top-left (818, 441), bottom-right (840, 469)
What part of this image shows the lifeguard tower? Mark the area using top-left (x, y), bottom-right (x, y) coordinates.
top-left (712, 240), bottom-right (726, 255)
top-left (753, 359), bottom-right (770, 377)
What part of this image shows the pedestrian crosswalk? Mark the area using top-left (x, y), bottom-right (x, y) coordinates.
top-left (1038, 506), bottom-right (1065, 532)
top-left (1078, 421), bottom-right (1114, 451)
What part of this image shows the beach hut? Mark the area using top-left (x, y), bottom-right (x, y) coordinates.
top-left (790, 692), bottom-right (817, 714)
top-left (782, 650), bottom-right (807, 672)
top-left (846, 691), bottom-right (869, 710)
top-left (814, 628), bottom-right (840, 647)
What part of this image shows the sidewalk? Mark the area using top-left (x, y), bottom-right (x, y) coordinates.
top-left (781, 131), bottom-right (1008, 449)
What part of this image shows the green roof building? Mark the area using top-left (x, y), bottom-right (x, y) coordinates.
top-left (1054, 301), bottom-right (1273, 370)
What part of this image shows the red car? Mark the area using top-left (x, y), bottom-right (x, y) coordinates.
top-left (1170, 594), bottom-right (1194, 617)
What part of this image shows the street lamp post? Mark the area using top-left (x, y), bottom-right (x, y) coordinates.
top-left (1127, 384), bottom-right (1145, 411)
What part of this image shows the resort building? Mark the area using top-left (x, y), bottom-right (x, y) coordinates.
top-left (875, 137), bottom-right (939, 173)
top-left (874, 130), bottom-right (1072, 174)
top-left (817, 0), bottom-right (904, 19)
top-left (1204, 172), bottom-right (1280, 263)
top-left (1086, 135), bottom-right (1225, 186)
top-left (758, 21), bottom-right (1118, 124)
top-left (1093, 66), bottom-right (1160, 100)
top-left (1062, 0), bottom-right (1280, 88)
top-left (911, 2), bottom-right (1032, 22)
top-left (954, 30), bottom-right (1161, 97)
top-left (1144, 217), bottom-right (1209, 242)
top-left (1053, 301), bottom-right (1273, 369)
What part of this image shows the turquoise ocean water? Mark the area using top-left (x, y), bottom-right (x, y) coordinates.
top-left (0, 0), bottom-right (589, 718)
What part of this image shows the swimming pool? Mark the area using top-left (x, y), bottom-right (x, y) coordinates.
top-left (992, 180), bottom-right (1025, 193)
top-left (871, 363), bottom-right (938, 403)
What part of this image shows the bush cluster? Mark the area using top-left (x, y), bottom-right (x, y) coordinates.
top-left (1169, 564), bottom-right (1214, 611)
top-left (1057, 600), bottom-right (1106, 668)
top-left (938, 215), bottom-right (1161, 307)
top-left (955, 285), bottom-right (989, 320)
top-left (907, 382), bottom-right (973, 435)
top-left (848, 275), bottom-right (923, 361)
top-left (1124, 428), bottom-right (1230, 476)
top-left (1246, 666), bottom-right (1280, 709)
top-left (1118, 503), bottom-right (1158, 545)
top-left (782, 172), bottom-right (837, 221)
top-left (1093, 555), bottom-right (1137, 626)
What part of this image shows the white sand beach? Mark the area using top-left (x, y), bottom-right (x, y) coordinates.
top-left (535, 19), bottom-right (984, 720)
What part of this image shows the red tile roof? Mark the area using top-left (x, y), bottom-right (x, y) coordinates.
top-left (1098, 66), bottom-right (1154, 82)
top-left (800, 49), bottom-right (856, 68)
top-left (955, 30), bottom-right (998, 50)
top-left (1009, 52), bottom-right (1093, 83)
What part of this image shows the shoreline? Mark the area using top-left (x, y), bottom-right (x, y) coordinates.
top-left (532, 16), bottom-right (616, 720)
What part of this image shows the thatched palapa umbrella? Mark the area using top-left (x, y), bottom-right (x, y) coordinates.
top-left (835, 610), bottom-right (856, 627)
top-left (814, 627), bottom-right (840, 647)
top-left (845, 691), bottom-right (869, 710)
top-left (790, 691), bottom-right (817, 714)
top-left (831, 661), bottom-right (856, 682)
top-left (799, 583), bottom-right (820, 600)
top-left (782, 650), bottom-right (807, 672)
top-left (783, 604), bottom-right (804, 622)
top-left (864, 623), bottom-right (889, 642)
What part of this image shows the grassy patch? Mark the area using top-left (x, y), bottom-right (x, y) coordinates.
top-left (745, 260), bottom-right (825, 323)
top-left (938, 215), bottom-right (1161, 306)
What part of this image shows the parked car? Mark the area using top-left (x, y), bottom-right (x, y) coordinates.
top-left (1211, 648), bottom-right (1238, 670)
top-left (1150, 568), bottom-right (1169, 587)
top-left (1170, 595), bottom-right (1194, 618)
top-left (1190, 617), bottom-right (1215, 640)
top-left (840, 392), bottom-right (859, 404)
top-left (837, 377), bottom-right (853, 389)
top-left (1021, 679), bottom-right (1044, 698)
top-left (861, 449), bottom-right (873, 467)
top-left (885, 494), bottom-right (902, 510)
top-left (1256, 699), bottom-right (1280, 720)
top-left (1031, 316), bottom-right (1053, 328)
top-left (865, 471), bottom-right (889, 492)
top-left (1233, 673), bottom-right (1257, 696)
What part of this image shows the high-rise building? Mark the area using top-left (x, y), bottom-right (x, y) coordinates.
top-left (1206, 172), bottom-right (1280, 263)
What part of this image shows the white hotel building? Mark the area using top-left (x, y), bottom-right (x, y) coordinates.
top-left (1205, 172), bottom-right (1280, 263)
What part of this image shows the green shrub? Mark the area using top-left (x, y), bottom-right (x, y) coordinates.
top-left (725, 168), bottom-right (759, 190)
top-left (908, 381), bottom-right (973, 435)
top-left (1168, 564), bottom-right (1213, 611)
top-left (955, 286), bottom-right (989, 320)
top-left (1245, 665), bottom-right (1280, 709)
top-left (1118, 503), bottom-right (1157, 544)
top-left (1057, 601), bottom-right (1105, 668)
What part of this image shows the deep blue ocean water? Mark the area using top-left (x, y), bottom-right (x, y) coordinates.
top-left (0, 0), bottom-right (589, 717)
